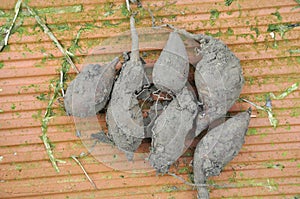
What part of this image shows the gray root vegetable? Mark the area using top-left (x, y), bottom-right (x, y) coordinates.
top-left (152, 32), bottom-right (189, 94)
top-left (166, 26), bottom-right (244, 137)
top-left (149, 87), bottom-right (198, 173)
top-left (193, 109), bottom-right (251, 199)
top-left (64, 57), bottom-right (119, 117)
top-left (143, 101), bottom-right (168, 138)
top-left (194, 35), bottom-right (244, 137)
top-left (106, 15), bottom-right (145, 160)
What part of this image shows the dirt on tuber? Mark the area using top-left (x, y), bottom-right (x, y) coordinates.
top-left (149, 87), bottom-right (198, 173)
top-left (64, 57), bottom-right (119, 117)
top-left (106, 15), bottom-right (146, 160)
top-left (152, 32), bottom-right (189, 94)
top-left (193, 109), bottom-right (251, 199)
top-left (194, 35), bottom-right (244, 137)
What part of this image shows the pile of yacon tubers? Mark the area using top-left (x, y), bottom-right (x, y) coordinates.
top-left (64, 15), bottom-right (251, 198)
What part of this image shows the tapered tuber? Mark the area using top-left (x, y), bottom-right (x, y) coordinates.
top-left (106, 15), bottom-right (145, 160)
top-left (64, 57), bottom-right (119, 117)
top-left (194, 36), bottom-right (244, 137)
top-left (152, 32), bottom-right (189, 94)
top-left (193, 109), bottom-right (251, 199)
top-left (166, 27), bottom-right (244, 137)
top-left (149, 87), bottom-right (198, 173)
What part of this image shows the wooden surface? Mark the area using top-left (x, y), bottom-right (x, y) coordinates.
top-left (0, 0), bottom-right (300, 198)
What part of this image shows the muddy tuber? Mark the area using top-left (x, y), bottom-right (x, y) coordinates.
top-left (166, 27), bottom-right (244, 137)
top-left (64, 57), bottom-right (119, 117)
top-left (152, 32), bottom-right (189, 94)
top-left (194, 35), bottom-right (244, 137)
top-left (149, 87), bottom-right (198, 173)
top-left (193, 109), bottom-right (251, 199)
top-left (106, 15), bottom-right (145, 160)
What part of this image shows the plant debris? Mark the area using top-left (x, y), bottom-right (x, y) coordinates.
top-left (242, 83), bottom-right (298, 128)
top-left (71, 155), bottom-right (97, 189)
top-left (0, 0), bottom-right (22, 52)
top-left (267, 23), bottom-right (300, 38)
top-left (293, 0), bottom-right (300, 10)
top-left (23, 2), bottom-right (80, 73)
top-left (241, 98), bottom-right (278, 128)
top-left (225, 0), bottom-right (235, 6)
top-left (271, 10), bottom-right (282, 21)
top-left (209, 9), bottom-right (220, 26)
top-left (269, 83), bottom-right (299, 100)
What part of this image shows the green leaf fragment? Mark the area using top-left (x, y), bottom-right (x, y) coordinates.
top-left (226, 27), bottom-right (234, 36)
top-left (266, 179), bottom-right (279, 191)
top-left (250, 26), bottom-right (260, 37)
top-left (38, 5), bottom-right (83, 14)
top-left (293, 0), bottom-right (300, 9)
top-left (264, 162), bottom-right (285, 170)
top-left (121, 3), bottom-right (130, 17)
top-left (0, 9), bottom-right (5, 16)
top-left (11, 103), bottom-right (16, 110)
top-left (288, 49), bottom-right (300, 54)
top-left (209, 9), bottom-right (220, 26)
top-left (247, 128), bottom-right (257, 135)
top-left (225, 0), bottom-right (235, 6)
top-left (104, 2), bottom-right (115, 17)
top-left (271, 10), bottom-right (282, 21)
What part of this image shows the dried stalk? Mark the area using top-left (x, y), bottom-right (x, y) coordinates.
top-left (41, 85), bottom-right (66, 172)
top-left (269, 82), bottom-right (299, 100)
top-left (60, 70), bottom-right (65, 97)
top-left (38, 22), bottom-right (85, 172)
top-left (240, 98), bottom-right (265, 111)
top-left (23, 2), bottom-right (79, 73)
top-left (0, 0), bottom-right (22, 51)
top-left (126, 0), bottom-right (131, 11)
top-left (71, 155), bottom-right (97, 189)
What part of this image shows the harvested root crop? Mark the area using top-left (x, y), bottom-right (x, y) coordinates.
top-left (152, 32), bottom-right (189, 94)
top-left (143, 101), bottom-right (168, 138)
top-left (194, 35), bottom-right (244, 136)
top-left (64, 57), bottom-right (119, 117)
top-left (166, 27), bottom-right (244, 137)
top-left (193, 109), bottom-right (251, 199)
top-left (149, 87), bottom-right (198, 173)
top-left (106, 15), bottom-right (145, 161)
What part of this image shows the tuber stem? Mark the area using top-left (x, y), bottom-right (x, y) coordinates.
top-left (130, 15), bottom-right (140, 61)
